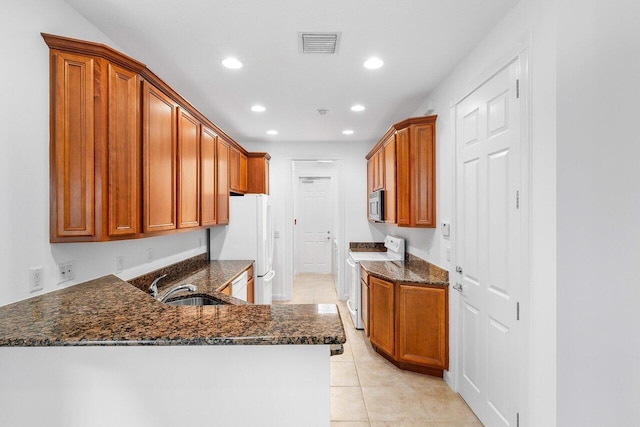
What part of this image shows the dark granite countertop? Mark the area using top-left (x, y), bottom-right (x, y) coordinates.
top-left (0, 259), bottom-right (346, 354)
top-left (360, 259), bottom-right (449, 286)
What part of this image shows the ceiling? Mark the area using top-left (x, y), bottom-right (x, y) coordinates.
top-left (64, 0), bottom-right (517, 145)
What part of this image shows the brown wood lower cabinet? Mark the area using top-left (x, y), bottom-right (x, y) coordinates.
top-left (397, 284), bottom-right (448, 370)
top-left (219, 283), bottom-right (231, 296)
top-left (247, 265), bottom-right (255, 303)
top-left (361, 278), bottom-right (370, 336)
top-left (370, 276), bottom-right (395, 356)
top-left (366, 274), bottom-right (448, 377)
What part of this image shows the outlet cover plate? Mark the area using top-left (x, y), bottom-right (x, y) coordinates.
top-left (29, 266), bottom-right (44, 292)
top-left (58, 261), bottom-right (74, 283)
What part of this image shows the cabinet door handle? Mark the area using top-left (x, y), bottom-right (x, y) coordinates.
top-left (453, 283), bottom-right (463, 292)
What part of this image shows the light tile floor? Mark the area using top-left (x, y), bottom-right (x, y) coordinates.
top-left (275, 273), bottom-right (483, 427)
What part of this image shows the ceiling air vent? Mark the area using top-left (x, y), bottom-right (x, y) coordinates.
top-left (299, 32), bottom-right (341, 54)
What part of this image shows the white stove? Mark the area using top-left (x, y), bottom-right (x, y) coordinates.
top-left (346, 236), bottom-right (405, 329)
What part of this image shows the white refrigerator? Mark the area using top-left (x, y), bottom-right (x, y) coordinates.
top-left (210, 194), bottom-right (275, 304)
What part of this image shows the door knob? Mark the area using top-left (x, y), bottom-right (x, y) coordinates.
top-left (453, 283), bottom-right (463, 292)
top-left (455, 266), bottom-right (463, 274)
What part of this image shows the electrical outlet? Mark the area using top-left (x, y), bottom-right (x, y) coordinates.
top-left (446, 247), bottom-right (452, 262)
top-left (147, 248), bottom-right (154, 263)
top-left (58, 261), bottom-right (74, 283)
top-left (115, 256), bottom-right (124, 273)
top-left (29, 267), bottom-right (44, 292)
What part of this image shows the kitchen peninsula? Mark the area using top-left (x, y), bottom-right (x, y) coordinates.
top-left (0, 256), bottom-right (345, 427)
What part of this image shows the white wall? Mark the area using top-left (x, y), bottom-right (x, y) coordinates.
top-left (557, 0), bottom-right (640, 424)
top-left (242, 140), bottom-right (383, 300)
top-left (0, 0), bottom-right (207, 306)
top-left (0, 345), bottom-right (330, 427)
top-left (404, 0), bottom-right (557, 424)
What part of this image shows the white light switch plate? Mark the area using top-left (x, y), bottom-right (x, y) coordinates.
top-left (441, 222), bottom-right (450, 237)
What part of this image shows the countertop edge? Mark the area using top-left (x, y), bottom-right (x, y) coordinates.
top-left (0, 260), bottom-right (346, 351)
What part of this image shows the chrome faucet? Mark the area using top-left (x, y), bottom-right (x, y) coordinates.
top-left (148, 274), bottom-right (168, 299)
top-left (159, 284), bottom-right (197, 303)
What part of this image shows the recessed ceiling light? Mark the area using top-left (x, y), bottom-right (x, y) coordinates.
top-left (251, 105), bottom-right (266, 112)
top-left (222, 57), bottom-right (243, 69)
top-left (363, 57), bottom-right (384, 69)
top-left (266, 130), bottom-right (278, 135)
top-left (342, 130), bottom-right (354, 135)
top-left (350, 104), bottom-right (365, 112)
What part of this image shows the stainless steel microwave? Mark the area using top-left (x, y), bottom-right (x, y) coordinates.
top-left (368, 190), bottom-right (384, 222)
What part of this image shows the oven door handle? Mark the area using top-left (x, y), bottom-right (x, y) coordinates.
top-left (346, 257), bottom-right (356, 268)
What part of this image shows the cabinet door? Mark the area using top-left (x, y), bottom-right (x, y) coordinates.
top-left (239, 152), bottom-right (248, 193)
top-left (383, 134), bottom-right (396, 224)
top-left (370, 150), bottom-right (384, 191)
top-left (216, 138), bottom-right (230, 225)
top-left (200, 126), bottom-right (217, 226)
top-left (370, 276), bottom-right (395, 356)
top-left (229, 146), bottom-right (240, 192)
top-left (375, 150), bottom-right (385, 190)
top-left (143, 82), bottom-right (177, 232)
top-left (367, 158), bottom-right (374, 218)
top-left (397, 284), bottom-right (448, 369)
top-left (367, 158), bottom-right (374, 194)
top-left (395, 127), bottom-right (411, 226)
top-left (177, 108), bottom-right (200, 229)
top-left (361, 278), bottom-right (370, 336)
top-left (247, 277), bottom-right (255, 303)
top-left (107, 63), bottom-right (140, 237)
top-left (247, 153), bottom-right (270, 194)
top-left (51, 51), bottom-right (95, 239)
top-left (411, 123), bottom-right (436, 227)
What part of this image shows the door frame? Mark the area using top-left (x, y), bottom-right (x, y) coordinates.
top-left (280, 157), bottom-right (345, 301)
top-left (450, 33), bottom-right (532, 424)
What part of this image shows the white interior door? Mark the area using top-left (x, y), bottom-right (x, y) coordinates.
top-left (455, 58), bottom-right (523, 427)
top-left (296, 177), bottom-right (332, 273)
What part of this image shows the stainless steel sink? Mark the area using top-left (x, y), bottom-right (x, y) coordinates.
top-left (164, 296), bottom-right (225, 306)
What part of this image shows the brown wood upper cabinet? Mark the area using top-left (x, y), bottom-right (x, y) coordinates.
top-left (47, 41), bottom-right (142, 242)
top-left (49, 50), bottom-right (96, 241)
top-left (143, 82), bottom-right (177, 233)
top-left (200, 126), bottom-right (218, 227)
top-left (368, 149), bottom-right (384, 191)
top-left (43, 33), bottom-right (259, 241)
top-left (177, 108), bottom-right (201, 229)
top-left (247, 152), bottom-right (271, 194)
top-left (366, 115), bottom-right (437, 228)
top-left (216, 138), bottom-right (230, 225)
top-left (229, 145), bottom-right (248, 194)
